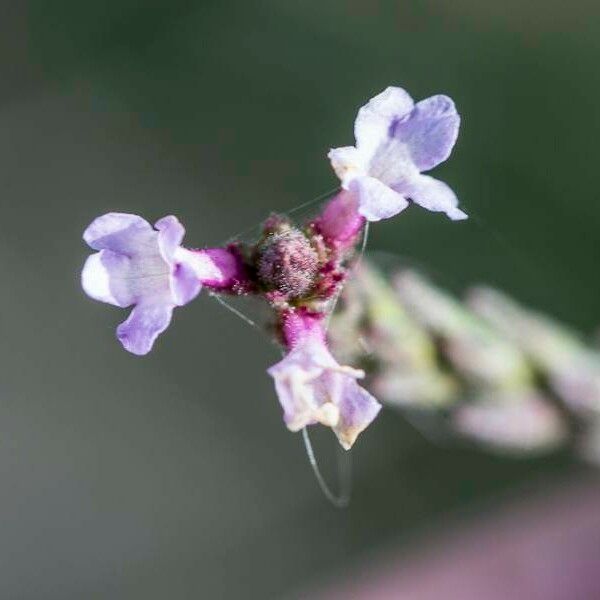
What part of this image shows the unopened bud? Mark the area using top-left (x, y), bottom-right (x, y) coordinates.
top-left (257, 229), bottom-right (319, 298)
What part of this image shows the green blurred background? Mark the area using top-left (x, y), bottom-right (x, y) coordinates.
top-left (0, 1), bottom-right (598, 598)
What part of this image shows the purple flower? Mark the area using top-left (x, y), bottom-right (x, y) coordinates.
top-left (81, 212), bottom-right (240, 355)
top-left (268, 312), bottom-right (381, 449)
top-left (329, 86), bottom-right (467, 222)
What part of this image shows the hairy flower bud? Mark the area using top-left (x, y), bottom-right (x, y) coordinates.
top-left (256, 229), bottom-right (319, 298)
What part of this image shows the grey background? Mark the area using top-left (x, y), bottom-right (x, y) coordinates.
top-left (0, 1), bottom-right (598, 598)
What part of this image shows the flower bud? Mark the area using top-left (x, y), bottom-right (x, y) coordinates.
top-left (256, 229), bottom-right (319, 298)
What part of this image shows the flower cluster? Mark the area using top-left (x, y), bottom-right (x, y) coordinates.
top-left (80, 86), bottom-right (466, 449)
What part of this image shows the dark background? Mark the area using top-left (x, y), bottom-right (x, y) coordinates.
top-left (0, 1), bottom-right (598, 598)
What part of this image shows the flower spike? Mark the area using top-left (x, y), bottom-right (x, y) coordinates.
top-left (80, 83), bottom-right (468, 464)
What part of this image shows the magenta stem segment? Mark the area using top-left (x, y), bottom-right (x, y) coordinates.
top-left (192, 246), bottom-right (253, 293)
top-left (281, 308), bottom-right (326, 350)
top-left (312, 190), bottom-right (365, 251)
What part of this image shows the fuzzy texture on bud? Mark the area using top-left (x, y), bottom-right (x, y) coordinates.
top-left (256, 229), bottom-right (319, 298)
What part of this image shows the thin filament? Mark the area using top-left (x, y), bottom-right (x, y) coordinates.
top-left (285, 186), bottom-right (340, 218)
top-left (358, 219), bottom-right (370, 263)
top-left (211, 294), bottom-right (259, 330)
top-left (302, 427), bottom-right (352, 508)
top-left (306, 219), bottom-right (369, 505)
top-left (225, 186), bottom-right (340, 244)
top-left (323, 219), bottom-right (370, 332)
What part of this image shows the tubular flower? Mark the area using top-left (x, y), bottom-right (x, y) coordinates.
top-left (328, 86), bottom-right (467, 221)
top-left (80, 83), bottom-right (469, 457)
top-left (81, 213), bottom-right (243, 355)
top-left (267, 312), bottom-right (381, 449)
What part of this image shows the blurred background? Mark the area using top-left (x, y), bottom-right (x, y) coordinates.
top-left (1, 1), bottom-right (599, 598)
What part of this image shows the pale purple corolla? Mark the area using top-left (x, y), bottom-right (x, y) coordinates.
top-left (328, 86), bottom-right (467, 222)
top-left (267, 311), bottom-right (381, 449)
top-left (81, 212), bottom-right (244, 355)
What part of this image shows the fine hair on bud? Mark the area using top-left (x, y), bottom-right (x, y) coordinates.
top-left (256, 228), bottom-right (319, 298)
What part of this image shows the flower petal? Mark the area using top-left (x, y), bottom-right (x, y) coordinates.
top-left (334, 381), bottom-right (381, 450)
top-left (81, 250), bottom-right (134, 307)
top-left (355, 87), bottom-right (414, 158)
top-left (268, 365), bottom-right (318, 432)
top-left (270, 371), bottom-right (317, 432)
top-left (170, 260), bottom-right (202, 306)
top-left (393, 94), bottom-right (460, 171)
top-left (83, 213), bottom-right (154, 253)
top-left (398, 174), bottom-right (467, 220)
top-left (350, 176), bottom-right (409, 222)
top-left (155, 215), bottom-right (185, 264)
top-left (328, 146), bottom-right (365, 184)
top-left (116, 302), bottom-right (174, 355)
top-left (267, 336), bottom-right (336, 431)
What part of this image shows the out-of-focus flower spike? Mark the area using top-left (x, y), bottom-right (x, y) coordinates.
top-left (468, 287), bottom-right (600, 414)
top-left (467, 287), bottom-right (583, 367)
top-left (394, 271), bottom-right (534, 390)
top-left (454, 390), bottom-right (567, 454)
top-left (329, 262), bottom-right (457, 407)
top-left (324, 266), bottom-right (366, 366)
top-left (330, 261), bottom-right (570, 454)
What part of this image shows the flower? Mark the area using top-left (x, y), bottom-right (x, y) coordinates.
top-left (328, 86), bottom-right (467, 222)
top-left (267, 312), bottom-right (381, 449)
top-left (81, 212), bottom-right (242, 355)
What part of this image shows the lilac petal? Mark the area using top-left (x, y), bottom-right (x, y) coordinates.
top-left (355, 87), bottom-right (414, 157)
top-left (350, 176), bottom-right (409, 222)
top-left (170, 260), bottom-right (202, 306)
top-left (116, 302), bottom-right (174, 355)
top-left (267, 338), bottom-right (336, 431)
top-left (398, 174), bottom-right (467, 220)
top-left (83, 213), bottom-right (154, 253)
top-left (393, 94), bottom-right (460, 171)
top-left (328, 146), bottom-right (364, 184)
top-left (268, 361), bottom-right (315, 432)
top-left (271, 374), bottom-right (315, 432)
top-left (155, 215), bottom-right (185, 264)
top-left (334, 380), bottom-right (382, 450)
top-left (81, 250), bottom-right (134, 307)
